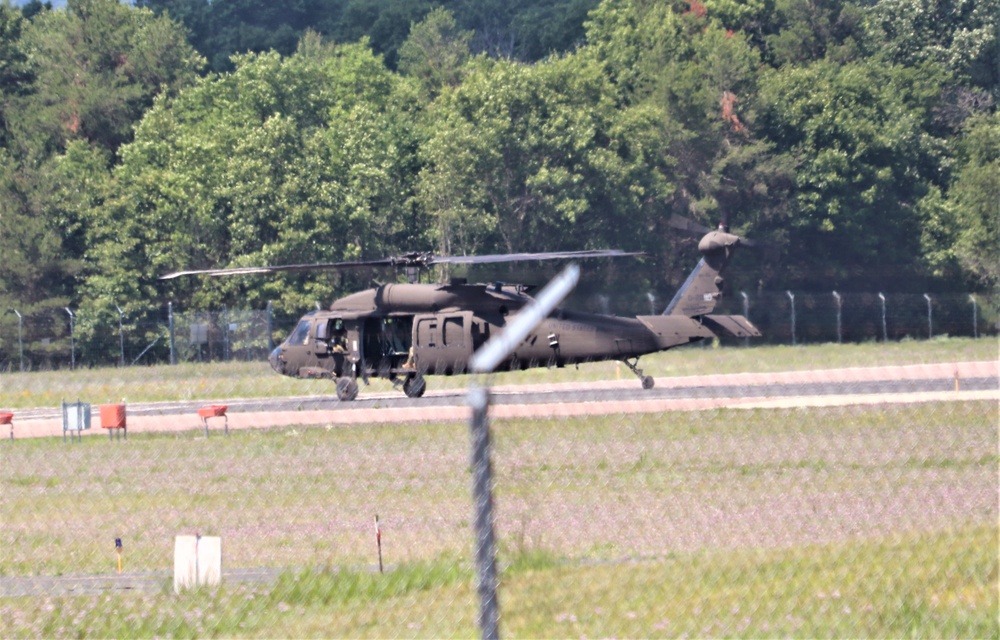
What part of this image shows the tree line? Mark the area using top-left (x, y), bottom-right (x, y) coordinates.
top-left (0, 0), bottom-right (997, 365)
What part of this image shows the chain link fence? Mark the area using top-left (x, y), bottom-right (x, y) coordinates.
top-left (0, 291), bottom-right (995, 372)
top-left (1, 315), bottom-right (998, 636)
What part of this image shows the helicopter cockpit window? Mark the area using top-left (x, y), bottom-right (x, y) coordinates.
top-left (287, 319), bottom-right (312, 346)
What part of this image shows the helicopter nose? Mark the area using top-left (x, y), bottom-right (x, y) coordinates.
top-left (269, 347), bottom-right (284, 375)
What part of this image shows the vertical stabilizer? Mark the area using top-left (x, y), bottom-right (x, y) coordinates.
top-left (664, 229), bottom-right (743, 317)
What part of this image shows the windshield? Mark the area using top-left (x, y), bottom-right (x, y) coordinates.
top-left (286, 319), bottom-right (311, 346)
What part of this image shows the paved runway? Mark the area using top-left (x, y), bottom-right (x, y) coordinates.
top-left (5, 360), bottom-right (997, 438)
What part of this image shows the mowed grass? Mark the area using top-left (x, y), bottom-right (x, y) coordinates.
top-left (1, 336), bottom-right (996, 409)
top-left (2, 526), bottom-right (995, 638)
top-left (2, 399), bottom-right (997, 637)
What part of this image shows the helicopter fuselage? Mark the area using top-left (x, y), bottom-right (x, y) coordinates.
top-left (267, 279), bottom-right (748, 400)
top-left (262, 229), bottom-right (759, 400)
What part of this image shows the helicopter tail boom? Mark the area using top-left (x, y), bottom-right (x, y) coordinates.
top-left (637, 313), bottom-right (759, 350)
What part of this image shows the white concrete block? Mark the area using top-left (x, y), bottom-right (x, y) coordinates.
top-left (173, 535), bottom-right (222, 594)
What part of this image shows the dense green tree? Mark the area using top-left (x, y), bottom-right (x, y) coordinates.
top-left (921, 113), bottom-right (1000, 293)
top-left (754, 58), bottom-right (949, 288)
top-left (0, 0), bottom-right (202, 366)
top-left (762, 0), bottom-right (864, 66)
top-left (864, 0), bottom-right (998, 86)
top-left (417, 52), bottom-right (672, 260)
top-left (83, 36), bottom-right (423, 316)
top-left (0, 2), bottom-right (34, 149)
top-left (10, 0), bottom-right (203, 158)
top-left (397, 7), bottom-right (472, 100)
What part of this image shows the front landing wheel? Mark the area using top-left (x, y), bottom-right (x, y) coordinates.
top-left (336, 377), bottom-right (359, 401)
top-left (403, 374), bottom-right (426, 398)
top-left (641, 375), bottom-right (655, 390)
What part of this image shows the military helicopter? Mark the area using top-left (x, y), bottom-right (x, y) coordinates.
top-left (162, 223), bottom-right (759, 401)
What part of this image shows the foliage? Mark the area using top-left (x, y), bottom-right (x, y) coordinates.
top-left (754, 58), bottom-right (950, 289)
top-left (417, 51), bottom-right (671, 259)
top-left (396, 7), bottom-right (472, 100)
top-left (0, 0), bottom-right (201, 363)
top-left (1, 0), bottom-right (997, 361)
top-left (82, 36), bottom-right (422, 318)
top-left (921, 113), bottom-right (1000, 293)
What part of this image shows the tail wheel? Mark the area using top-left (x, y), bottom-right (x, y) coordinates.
top-left (403, 374), bottom-right (426, 398)
top-left (336, 377), bottom-right (359, 401)
top-left (641, 375), bottom-right (655, 390)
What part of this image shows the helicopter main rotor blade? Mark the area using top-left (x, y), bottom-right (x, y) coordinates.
top-left (429, 249), bottom-right (645, 265)
top-left (667, 214), bottom-right (713, 235)
top-left (160, 249), bottom-right (643, 280)
top-left (159, 259), bottom-right (398, 280)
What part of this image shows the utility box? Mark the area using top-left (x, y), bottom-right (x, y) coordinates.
top-left (173, 535), bottom-right (222, 593)
top-left (100, 403), bottom-right (127, 440)
top-left (62, 401), bottom-right (91, 442)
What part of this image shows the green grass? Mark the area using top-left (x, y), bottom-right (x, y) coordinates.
top-left (1, 336), bottom-right (996, 409)
top-left (1, 396), bottom-right (997, 637)
top-left (2, 526), bottom-right (995, 638)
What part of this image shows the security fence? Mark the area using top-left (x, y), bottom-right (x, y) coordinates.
top-left (0, 291), bottom-right (995, 372)
top-left (1, 351), bottom-right (997, 638)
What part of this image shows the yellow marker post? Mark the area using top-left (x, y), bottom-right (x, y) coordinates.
top-left (115, 538), bottom-right (123, 574)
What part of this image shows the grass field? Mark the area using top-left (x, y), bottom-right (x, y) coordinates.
top-left (1, 336), bottom-right (996, 409)
top-left (2, 393), bottom-right (997, 637)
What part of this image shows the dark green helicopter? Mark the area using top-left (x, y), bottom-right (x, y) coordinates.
top-left (162, 223), bottom-right (759, 401)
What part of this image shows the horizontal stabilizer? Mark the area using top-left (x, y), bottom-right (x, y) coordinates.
top-left (637, 315), bottom-right (714, 349)
top-left (702, 314), bottom-right (761, 337)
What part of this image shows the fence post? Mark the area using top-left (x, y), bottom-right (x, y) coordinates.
top-left (833, 291), bottom-right (842, 344)
top-left (923, 294), bottom-right (933, 339)
top-left (970, 294), bottom-right (978, 339)
top-left (12, 310), bottom-right (24, 372)
top-left (786, 291), bottom-right (796, 346)
top-left (467, 263), bottom-right (580, 640)
top-left (266, 301), bottom-right (274, 350)
top-left (741, 291), bottom-right (750, 347)
top-left (64, 307), bottom-right (75, 370)
top-left (168, 302), bottom-right (176, 365)
top-left (223, 304), bottom-right (229, 361)
top-left (116, 305), bottom-right (125, 367)
top-left (878, 293), bottom-right (887, 342)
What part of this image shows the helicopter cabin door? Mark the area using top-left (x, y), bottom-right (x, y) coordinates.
top-left (413, 312), bottom-right (473, 375)
top-left (361, 315), bottom-right (414, 377)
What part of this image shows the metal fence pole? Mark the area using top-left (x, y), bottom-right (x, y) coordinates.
top-left (168, 302), bottom-right (176, 365)
top-left (741, 291), bottom-right (750, 347)
top-left (833, 291), bottom-right (842, 344)
top-left (266, 301), bottom-right (274, 350)
top-left (467, 263), bottom-right (581, 640)
top-left (467, 384), bottom-right (500, 640)
top-left (878, 293), bottom-right (887, 342)
top-left (13, 309), bottom-right (24, 372)
top-left (970, 294), bottom-right (978, 339)
top-left (64, 307), bottom-right (75, 370)
top-left (116, 305), bottom-right (125, 367)
top-left (786, 291), bottom-right (796, 345)
top-left (924, 294), bottom-right (933, 339)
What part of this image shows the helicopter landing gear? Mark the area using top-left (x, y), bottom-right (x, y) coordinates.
top-left (621, 357), bottom-right (655, 390)
top-left (403, 373), bottom-right (426, 398)
top-left (336, 376), bottom-right (359, 402)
